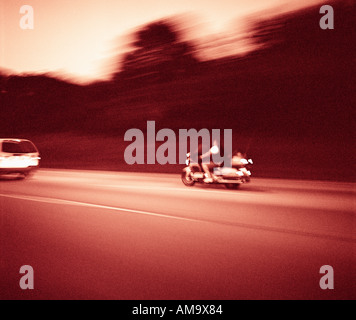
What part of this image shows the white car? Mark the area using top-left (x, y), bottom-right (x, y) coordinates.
top-left (0, 138), bottom-right (40, 178)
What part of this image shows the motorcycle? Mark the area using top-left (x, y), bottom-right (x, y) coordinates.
top-left (181, 153), bottom-right (253, 189)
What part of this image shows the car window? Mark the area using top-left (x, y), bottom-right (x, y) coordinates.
top-left (2, 141), bottom-right (37, 153)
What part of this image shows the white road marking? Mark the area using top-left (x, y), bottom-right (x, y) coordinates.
top-left (1, 193), bottom-right (355, 243)
top-left (3, 171), bottom-right (355, 211)
top-left (0, 193), bottom-right (199, 223)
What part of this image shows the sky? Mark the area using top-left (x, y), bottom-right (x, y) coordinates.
top-left (0, 0), bottom-right (324, 82)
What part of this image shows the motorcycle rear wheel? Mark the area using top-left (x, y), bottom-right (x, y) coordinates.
top-left (181, 171), bottom-right (195, 186)
top-left (225, 183), bottom-right (239, 190)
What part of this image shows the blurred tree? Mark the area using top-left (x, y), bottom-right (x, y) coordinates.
top-left (250, 0), bottom-right (356, 60)
top-left (244, 0), bottom-right (355, 138)
top-left (120, 20), bottom-right (198, 82)
top-left (134, 21), bottom-right (177, 49)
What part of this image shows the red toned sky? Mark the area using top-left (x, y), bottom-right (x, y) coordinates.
top-left (0, 0), bottom-right (324, 82)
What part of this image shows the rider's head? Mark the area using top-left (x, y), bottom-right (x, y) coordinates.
top-left (211, 140), bottom-right (219, 154)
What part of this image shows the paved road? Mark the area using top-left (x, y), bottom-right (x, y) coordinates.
top-left (0, 169), bottom-right (355, 299)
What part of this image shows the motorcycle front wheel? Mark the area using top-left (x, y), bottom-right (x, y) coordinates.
top-left (181, 171), bottom-right (195, 186)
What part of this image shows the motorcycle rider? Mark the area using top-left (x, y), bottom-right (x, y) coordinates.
top-left (198, 140), bottom-right (220, 183)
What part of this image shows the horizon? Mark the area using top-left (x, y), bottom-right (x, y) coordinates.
top-left (1, 0), bottom-right (324, 83)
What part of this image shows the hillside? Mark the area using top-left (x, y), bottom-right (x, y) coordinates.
top-left (1, 1), bottom-right (354, 181)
